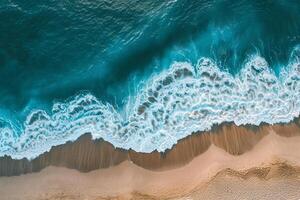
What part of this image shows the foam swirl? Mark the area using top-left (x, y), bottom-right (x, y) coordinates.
top-left (1, 47), bottom-right (300, 159)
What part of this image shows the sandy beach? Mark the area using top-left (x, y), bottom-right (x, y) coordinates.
top-left (1, 129), bottom-right (300, 200)
top-left (1, 1), bottom-right (300, 199)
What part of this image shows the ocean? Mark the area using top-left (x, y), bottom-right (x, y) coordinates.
top-left (0, 0), bottom-right (300, 159)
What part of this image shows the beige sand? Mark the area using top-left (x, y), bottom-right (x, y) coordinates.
top-left (0, 130), bottom-right (300, 200)
top-left (184, 172), bottom-right (300, 200)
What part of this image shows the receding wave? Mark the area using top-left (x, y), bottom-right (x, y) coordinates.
top-left (1, 46), bottom-right (300, 159)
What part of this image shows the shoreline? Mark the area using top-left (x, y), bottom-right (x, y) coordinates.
top-left (0, 131), bottom-right (300, 199)
top-left (1, 119), bottom-right (300, 176)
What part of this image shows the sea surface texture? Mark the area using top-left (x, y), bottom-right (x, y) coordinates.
top-left (0, 0), bottom-right (300, 159)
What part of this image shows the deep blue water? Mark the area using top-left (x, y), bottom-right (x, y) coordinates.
top-left (0, 0), bottom-right (300, 158)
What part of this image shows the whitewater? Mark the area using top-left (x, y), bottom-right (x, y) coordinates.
top-left (1, 46), bottom-right (300, 159)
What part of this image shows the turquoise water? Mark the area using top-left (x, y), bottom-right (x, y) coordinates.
top-left (0, 0), bottom-right (300, 159)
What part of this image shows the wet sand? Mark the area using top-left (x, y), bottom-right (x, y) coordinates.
top-left (1, 120), bottom-right (300, 176)
top-left (0, 130), bottom-right (300, 200)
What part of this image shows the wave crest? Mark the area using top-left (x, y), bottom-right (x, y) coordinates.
top-left (1, 50), bottom-right (300, 159)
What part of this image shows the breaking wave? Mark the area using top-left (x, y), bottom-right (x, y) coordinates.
top-left (1, 46), bottom-right (300, 159)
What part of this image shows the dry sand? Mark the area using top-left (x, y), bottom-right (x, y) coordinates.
top-left (0, 130), bottom-right (300, 200)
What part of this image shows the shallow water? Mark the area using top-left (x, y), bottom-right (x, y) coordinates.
top-left (0, 0), bottom-right (300, 158)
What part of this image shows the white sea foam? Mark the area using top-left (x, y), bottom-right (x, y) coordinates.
top-left (1, 48), bottom-right (300, 159)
